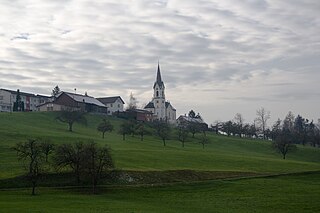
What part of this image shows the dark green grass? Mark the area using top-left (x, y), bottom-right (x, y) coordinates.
top-left (0, 112), bottom-right (319, 179)
top-left (0, 172), bottom-right (319, 213)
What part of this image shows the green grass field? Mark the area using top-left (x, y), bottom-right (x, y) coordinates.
top-left (0, 112), bottom-right (319, 212)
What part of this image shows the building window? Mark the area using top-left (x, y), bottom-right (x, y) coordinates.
top-left (111, 104), bottom-right (113, 107)
top-left (0, 96), bottom-right (3, 100)
top-left (156, 91), bottom-right (159, 97)
top-left (118, 104), bottom-right (120, 108)
top-left (156, 100), bottom-right (159, 103)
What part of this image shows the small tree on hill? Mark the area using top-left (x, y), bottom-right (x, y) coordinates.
top-left (199, 134), bottom-right (209, 149)
top-left (56, 111), bottom-right (87, 132)
top-left (188, 122), bottom-right (200, 138)
top-left (273, 129), bottom-right (297, 159)
top-left (119, 121), bottom-right (133, 140)
top-left (97, 119), bottom-right (114, 139)
top-left (154, 121), bottom-right (171, 146)
top-left (135, 123), bottom-right (146, 141)
top-left (13, 139), bottom-right (48, 195)
top-left (178, 123), bottom-right (189, 147)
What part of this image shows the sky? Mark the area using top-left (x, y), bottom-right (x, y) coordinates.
top-left (1, 0), bottom-right (320, 125)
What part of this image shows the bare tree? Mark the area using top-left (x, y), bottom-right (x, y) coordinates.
top-left (54, 142), bottom-right (86, 185)
top-left (273, 129), bottom-right (297, 159)
top-left (97, 119), bottom-right (114, 139)
top-left (234, 113), bottom-right (244, 138)
top-left (127, 92), bottom-right (138, 110)
top-left (154, 121), bottom-right (171, 146)
top-left (83, 142), bottom-right (114, 194)
top-left (199, 134), bottom-right (210, 149)
top-left (135, 123), bottom-right (146, 141)
top-left (13, 139), bottom-right (47, 195)
top-left (56, 111), bottom-right (87, 132)
top-left (256, 107), bottom-right (271, 139)
top-left (178, 123), bottom-right (189, 147)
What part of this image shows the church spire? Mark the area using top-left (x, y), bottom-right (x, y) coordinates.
top-left (156, 61), bottom-right (162, 84)
top-left (153, 62), bottom-right (164, 89)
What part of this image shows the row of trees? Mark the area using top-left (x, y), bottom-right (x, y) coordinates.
top-left (13, 139), bottom-right (113, 195)
top-left (212, 108), bottom-right (320, 147)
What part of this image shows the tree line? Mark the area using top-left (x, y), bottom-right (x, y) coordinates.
top-left (13, 139), bottom-right (113, 195)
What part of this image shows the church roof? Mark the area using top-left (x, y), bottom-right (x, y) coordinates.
top-left (144, 102), bottom-right (155, 109)
top-left (165, 102), bottom-right (176, 111)
top-left (153, 63), bottom-right (164, 89)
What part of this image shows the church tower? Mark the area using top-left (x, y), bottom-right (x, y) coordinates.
top-left (153, 63), bottom-right (166, 120)
top-left (144, 62), bottom-right (176, 123)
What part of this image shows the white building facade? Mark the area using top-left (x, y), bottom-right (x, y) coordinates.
top-left (144, 64), bottom-right (176, 124)
top-left (0, 89), bottom-right (50, 112)
top-left (97, 96), bottom-right (125, 115)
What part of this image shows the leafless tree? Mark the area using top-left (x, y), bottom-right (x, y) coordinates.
top-left (13, 139), bottom-right (47, 195)
top-left (256, 107), bottom-right (271, 139)
top-left (83, 142), bottom-right (114, 194)
top-left (234, 113), bottom-right (244, 138)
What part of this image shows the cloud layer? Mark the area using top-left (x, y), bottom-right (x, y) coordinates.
top-left (1, 0), bottom-right (319, 123)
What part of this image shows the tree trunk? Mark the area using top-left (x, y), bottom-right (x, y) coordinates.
top-left (182, 141), bottom-right (184, 148)
top-left (163, 139), bottom-right (166, 146)
top-left (123, 134), bottom-right (125, 141)
top-left (69, 122), bottom-right (73, 132)
top-left (31, 181), bottom-right (36, 195)
top-left (202, 143), bottom-right (205, 149)
top-left (102, 132), bottom-right (105, 139)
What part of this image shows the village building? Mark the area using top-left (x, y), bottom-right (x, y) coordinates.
top-left (0, 88), bottom-right (50, 112)
top-left (97, 96), bottom-right (125, 115)
top-left (38, 91), bottom-right (107, 113)
top-left (144, 63), bottom-right (176, 124)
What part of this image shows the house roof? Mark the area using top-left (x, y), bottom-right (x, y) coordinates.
top-left (144, 102), bottom-right (155, 109)
top-left (59, 92), bottom-right (106, 107)
top-left (177, 115), bottom-right (205, 124)
top-left (0, 88), bottom-right (50, 98)
top-left (97, 96), bottom-right (125, 104)
top-left (165, 102), bottom-right (176, 111)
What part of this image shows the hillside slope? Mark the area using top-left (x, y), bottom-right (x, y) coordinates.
top-left (0, 112), bottom-right (319, 180)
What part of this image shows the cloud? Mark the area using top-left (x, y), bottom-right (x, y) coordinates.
top-left (0, 0), bottom-right (319, 123)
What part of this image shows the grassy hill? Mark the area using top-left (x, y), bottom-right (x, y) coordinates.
top-left (0, 112), bottom-right (319, 212)
top-left (0, 112), bottom-right (319, 179)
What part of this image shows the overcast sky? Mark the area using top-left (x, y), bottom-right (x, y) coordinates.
top-left (1, 0), bottom-right (319, 125)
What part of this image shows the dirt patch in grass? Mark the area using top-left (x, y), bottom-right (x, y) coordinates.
top-left (0, 170), bottom-right (259, 189)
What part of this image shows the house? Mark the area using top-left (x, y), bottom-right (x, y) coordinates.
top-left (97, 96), bottom-right (125, 115)
top-left (0, 88), bottom-right (50, 112)
top-left (177, 114), bottom-right (208, 130)
top-left (144, 63), bottom-right (176, 124)
top-left (126, 109), bottom-right (154, 122)
top-left (38, 91), bottom-right (107, 113)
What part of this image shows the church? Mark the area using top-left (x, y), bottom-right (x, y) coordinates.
top-left (144, 63), bottom-right (176, 124)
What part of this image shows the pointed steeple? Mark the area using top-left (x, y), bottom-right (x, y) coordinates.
top-left (153, 62), bottom-right (164, 89)
top-left (156, 61), bottom-right (162, 84)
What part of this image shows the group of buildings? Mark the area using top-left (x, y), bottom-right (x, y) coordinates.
top-left (0, 64), bottom-right (180, 124)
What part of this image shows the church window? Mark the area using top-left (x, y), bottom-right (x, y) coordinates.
top-left (156, 100), bottom-right (159, 103)
top-left (156, 91), bottom-right (159, 97)
top-left (162, 101), bottom-right (164, 103)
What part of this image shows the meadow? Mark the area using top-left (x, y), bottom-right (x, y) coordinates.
top-left (0, 112), bottom-right (319, 212)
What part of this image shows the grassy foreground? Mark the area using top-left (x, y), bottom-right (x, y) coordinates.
top-left (0, 112), bottom-right (319, 212)
top-left (1, 172), bottom-right (319, 213)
